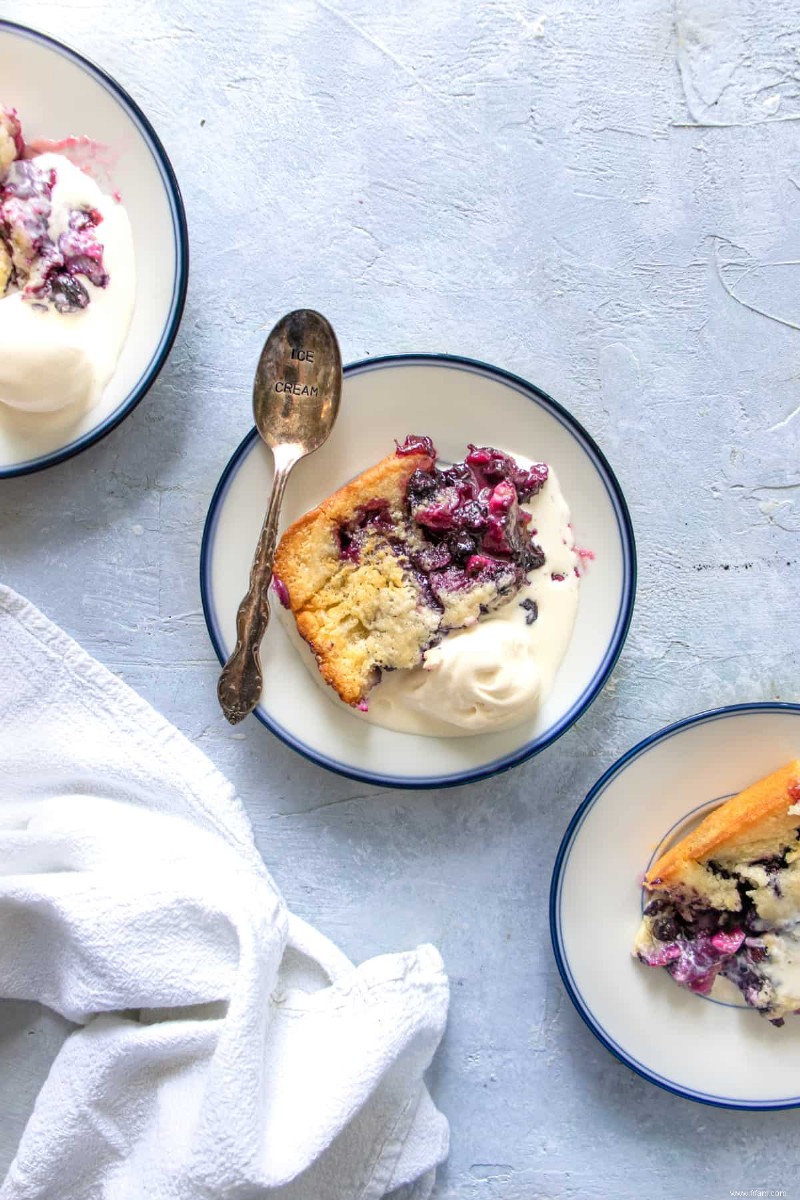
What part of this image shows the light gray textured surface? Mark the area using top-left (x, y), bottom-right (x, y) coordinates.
top-left (1, 0), bottom-right (799, 1196)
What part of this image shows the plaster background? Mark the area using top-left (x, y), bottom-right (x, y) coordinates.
top-left (1, 1), bottom-right (799, 1196)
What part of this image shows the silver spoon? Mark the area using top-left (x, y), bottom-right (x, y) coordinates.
top-left (217, 309), bottom-right (342, 725)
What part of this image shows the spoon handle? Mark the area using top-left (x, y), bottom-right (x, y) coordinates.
top-left (217, 456), bottom-right (295, 724)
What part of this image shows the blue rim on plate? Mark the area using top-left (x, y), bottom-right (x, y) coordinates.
top-left (201, 353), bottom-right (637, 789)
top-left (0, 19), bottom-right (189, 479)
top-left (550, 701), bottom-right (800, 1110)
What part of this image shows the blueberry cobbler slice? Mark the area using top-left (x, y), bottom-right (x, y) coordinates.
top-left (0, 106), bottom-right (110, 312)
top-left (272, 436), bottom-right (548, 707)
top-left (634, 761), bottom-right (800, 1025)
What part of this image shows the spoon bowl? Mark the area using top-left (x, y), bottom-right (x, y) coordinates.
top-left (254, 308), bottom-right (342, 459)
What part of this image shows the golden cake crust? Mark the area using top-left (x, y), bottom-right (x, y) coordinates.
top-left (645, 760), bottom-right (800, 894)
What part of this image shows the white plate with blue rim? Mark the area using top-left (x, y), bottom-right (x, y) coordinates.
top-left (0, 19), bottom-right (187, 477)
top-left (201, 354), bottom-right (635, 789)
top-left (551, 703), bottom-right (800, 1109)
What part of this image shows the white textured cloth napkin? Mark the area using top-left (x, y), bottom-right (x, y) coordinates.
top-left (0, 586), bottom-right (449, 1200)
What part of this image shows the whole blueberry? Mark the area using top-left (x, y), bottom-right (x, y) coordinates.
top-left (653, 916), bottom-right (681, 942)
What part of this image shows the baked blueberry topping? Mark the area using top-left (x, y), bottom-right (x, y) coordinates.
top-left (272, 575), bottom-right (291, 609)
top-left (639, 847), bottom-right (800, 1016)
top-left (639, 902), bottom-right (748, 995)
top-left (520, 598), bottom-right (538, 624)
top-left (464, 444), bottom-right (548, 503)
top-left (404, 440), bottom-right (546, 587)
top-left (0, 159), bottom-right (55, 281)
top-left (336, 438), bottom-right (548, 623)
top-left (337, 500), bottom-right (395, 563)
top-left (0, 127), bottom-right (110, 311)
top-left (395, 434), bottom-right (436, 458)
top-left (652, 915), bottom-right (680, 942)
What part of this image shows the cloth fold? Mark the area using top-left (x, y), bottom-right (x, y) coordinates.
top-left (0, 586), bottom-right (449, 1200)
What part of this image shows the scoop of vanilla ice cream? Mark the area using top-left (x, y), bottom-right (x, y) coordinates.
top-left (400, 620), bottom-right (542, 732)
top-left (0, 153), bottom-right (135, 413)
top-left (0, 294), bottom-right (98, 411)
